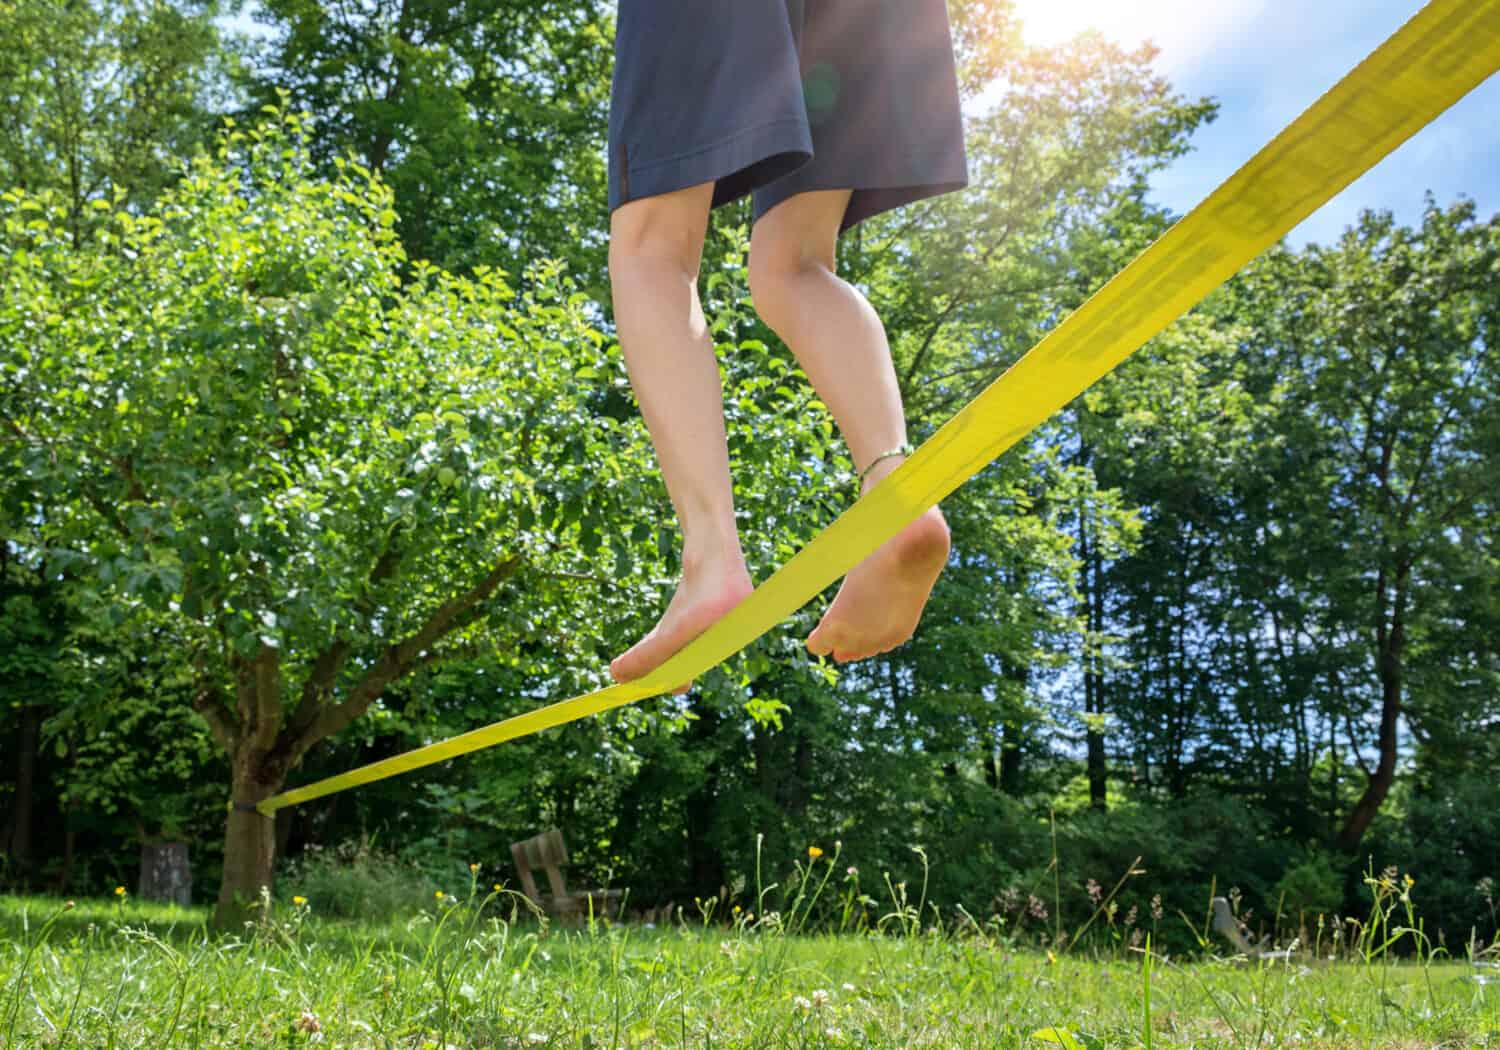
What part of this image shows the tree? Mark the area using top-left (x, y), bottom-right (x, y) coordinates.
top-left (0, 0), bottom-right (228, 243)
top-left (1243, 203), bottom-right (1500, 850)
top-left (239, 0), bottom-right (613, 281)
top-left (1, 104), bottom-right (848, 923)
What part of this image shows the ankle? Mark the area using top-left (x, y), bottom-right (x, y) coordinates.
top-left (681, 529), bottom-right (745, 579)
top-left (859, 452), bottom-right (910, 496)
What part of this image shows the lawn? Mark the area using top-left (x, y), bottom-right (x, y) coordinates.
top-left (3, 891), bottom-right (1497, 1049)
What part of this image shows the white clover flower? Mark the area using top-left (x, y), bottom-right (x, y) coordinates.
top-left (527, 1033), bottom-right (549, 1045)
top-left (811, 989), bottom-right (830, 1008)
top-left (793, 996), bottom-right (813, 1012)
top-left (841, 982), bottom-right (857, 993)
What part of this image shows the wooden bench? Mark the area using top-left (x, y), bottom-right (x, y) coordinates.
top-left (509, 829), bottom-right (623, 922)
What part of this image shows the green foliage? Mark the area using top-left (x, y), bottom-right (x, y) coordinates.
top-left (1366, 772), bottom-right (1500, 947)
top-left (1078, 200), bottom-right (1500, 850)
top-left (1273, 848), bottom-right (1346, 922)
top-left (1, 101), bottom-right (851, 912)
top-left (238, 0), bottom-right (614, 281)
top-left (1054, 795), bottom-right (1286, 949)
top-left (44, 615), bottom-right (226, 839)
top-left (2, 103), bottom-right (667, 727)
top-left (277, 838), bottom-right (438, 920)
top-left (0, 0), bottom-right (228, 239)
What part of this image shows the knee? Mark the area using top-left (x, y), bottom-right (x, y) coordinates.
top-left (609, 238), bottom-right (698, 292)
top-left (609, 205), bottom-right (703, 287)
top-left (747, 248), bottom-right (831, 328)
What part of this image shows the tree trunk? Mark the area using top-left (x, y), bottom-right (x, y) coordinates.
top-left (1081, 508), bottom-right (1107, 811)
top-left (999, 730), bottom-right (1023, 796)
top-left (1336, 563), bottom-right (1408, 852)
top-left (196, 557), bottom-right (524, 927)
top-left (53, 812), bottom-right (76, 894)
top-left (790, 730), bottom-right (814, 818)
top-left (214, 762), bottom-right (283, 929)
top-left (1327, 711), bottom-right (1340, 832)
top-left (6, 705), bottom-right (42, 879)
top-left (682, 705), bottom-right (724, 896)
top-left (996, 662), bottom-right (1029, 796)
top-left (1335, 680), bottom-right (1400, 851)
top-left (1086, 709), bottom-right (1108, 809)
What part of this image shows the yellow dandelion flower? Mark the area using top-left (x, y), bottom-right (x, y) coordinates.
top-left (114, 886), bottom-right (126, 897)
top-left (469, 863), bottom-right (479, 873)
top-left (292, 895), bottom-right (308, 906)
top-left (435, 890), bottom-right (445, 900)
top-left (493, 883), bottom-right (503, 892)
top-left (808, 846), bottom-right (823, 860)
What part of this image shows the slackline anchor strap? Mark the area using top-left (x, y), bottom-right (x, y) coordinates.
top-left (228, 800), bottom-right (273, 818)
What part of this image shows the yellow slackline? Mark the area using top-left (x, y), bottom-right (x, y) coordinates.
top-left (257, 0), bottom-right (1500, 818)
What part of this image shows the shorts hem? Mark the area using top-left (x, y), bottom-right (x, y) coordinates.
top-left (754, 170), bottom-right (969, 234)
top-left (629, 116), bottom-right (809, 174)
top-left (610, 117), bottom-right (813, 213)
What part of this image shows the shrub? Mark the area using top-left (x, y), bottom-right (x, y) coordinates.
top-left (1273, 848), bottom-right (1344, 922)
top-left (1364, 772), bottom-right (1500, 948)
top-left (278, 838), bottom-right (437, 920)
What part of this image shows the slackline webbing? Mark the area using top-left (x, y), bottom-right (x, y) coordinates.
top-left (256, 0), bottom-right (1500, 817)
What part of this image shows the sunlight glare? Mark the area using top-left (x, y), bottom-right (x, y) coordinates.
top-left (1008, 0), bottom-right (1268, 70)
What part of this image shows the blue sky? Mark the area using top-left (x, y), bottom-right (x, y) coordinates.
top-left (1005, 0), bottom-right (1500, 245)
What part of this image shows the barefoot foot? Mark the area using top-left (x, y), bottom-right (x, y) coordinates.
top-left (806, 507), bottom-right (950, 663)
top-left (611, 553), bottom-right (754, 694)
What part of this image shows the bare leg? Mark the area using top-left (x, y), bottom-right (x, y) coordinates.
top-left (608, 183), bottom-right (754, 692)
top-left (748, 190), bottom-right (950, 663)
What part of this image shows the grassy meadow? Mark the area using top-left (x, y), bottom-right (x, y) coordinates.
top-left (3, 884), bottom-right (1498, 1049)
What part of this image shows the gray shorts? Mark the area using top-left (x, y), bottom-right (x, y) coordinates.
top-left (608, 0), bottom-right (969, 233)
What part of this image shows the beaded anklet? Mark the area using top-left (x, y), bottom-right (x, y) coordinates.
top-left (856, 443), bottom-right (916, 491)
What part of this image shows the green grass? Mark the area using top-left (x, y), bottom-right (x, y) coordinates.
top-left (2, 892), bottom-right (1498, 1049)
